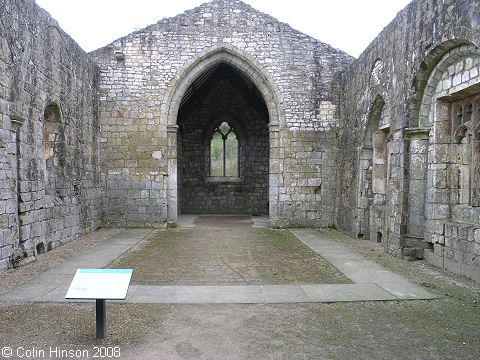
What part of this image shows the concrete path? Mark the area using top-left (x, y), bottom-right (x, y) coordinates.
top-left (0, 224), bottom-right (438, 304)
top-left (0, 229), bottom-right (153, 302)
top-left (289, 229), bottom-right (438, 300)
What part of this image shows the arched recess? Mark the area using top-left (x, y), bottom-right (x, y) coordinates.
top-left (357, 95), bottom-right (390, 243)
top-left (42, 102), bottom-right (64, 254)
top-left (161, 45), bottom-right (283, 220)
top-left (403, 43), bottom-right (480, 252)
top-left (416, 42), bottom-right (480, 265)
top-left (43, 103), bottom-right (65, 197)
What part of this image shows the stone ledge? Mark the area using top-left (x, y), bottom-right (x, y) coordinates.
top-left (205, 176), bottom-right (243, 183)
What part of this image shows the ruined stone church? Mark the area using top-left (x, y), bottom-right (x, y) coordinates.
top-left (1, 0), bottom-right (479, 282)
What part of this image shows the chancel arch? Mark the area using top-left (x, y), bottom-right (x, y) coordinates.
top-left (161, 46), bottom-right (283, 218)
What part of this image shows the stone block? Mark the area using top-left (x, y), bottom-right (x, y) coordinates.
top-left (433, 243), bottom-right (444, 257)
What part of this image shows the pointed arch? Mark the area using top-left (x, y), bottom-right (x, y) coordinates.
top-left (201, 112), bottom-right (248, 145)
top-left (162, 44), bottom-right (283, 128)
top-left (162, 45), bottom-right (283, 219)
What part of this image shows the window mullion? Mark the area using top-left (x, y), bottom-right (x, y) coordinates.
top-left (223, 136), bottom-right (226, 177)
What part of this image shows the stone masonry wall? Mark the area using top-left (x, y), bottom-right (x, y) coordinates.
top-left (0, 0), bottom-right (101, 270)
top-left (338, 0), bottom-right (480, 281)
top-left (421, 49), bottom-right (480, 282)
top-left (91, 0), bottom-right (352, 227)
top-left (2, 0), bottom-right (479, 282)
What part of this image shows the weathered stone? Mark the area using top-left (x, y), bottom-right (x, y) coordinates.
top-left (0, 0), bottom-right (479, 282)
top-left (0, 0), bottom-right (101, 268)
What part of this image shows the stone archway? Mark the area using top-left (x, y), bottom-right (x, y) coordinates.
top-left (161, 45), bottom-right (283, 220)
top-left (409, 43), bottom-right (480, 265)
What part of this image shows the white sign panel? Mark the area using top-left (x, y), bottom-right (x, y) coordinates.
top-left (65, 269), bottom-right (133, 300)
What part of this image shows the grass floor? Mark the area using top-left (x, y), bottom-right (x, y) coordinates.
top-left (108, 228), bottom-right (350, 285)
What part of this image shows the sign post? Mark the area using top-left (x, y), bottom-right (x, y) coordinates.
top-left (65, 269), bottom-right (133, 339)
top-left (96, 299), bottom-right (106, 339)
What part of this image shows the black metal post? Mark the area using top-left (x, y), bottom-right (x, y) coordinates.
top-left (96, 299), bottom-right (106, 339)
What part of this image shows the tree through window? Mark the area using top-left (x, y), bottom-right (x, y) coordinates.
top-left (210, 122), bottom-right (238, 176)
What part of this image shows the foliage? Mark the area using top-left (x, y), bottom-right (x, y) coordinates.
top-left (210, 122), bottom-right (238, 176)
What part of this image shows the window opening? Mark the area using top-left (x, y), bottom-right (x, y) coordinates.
top-left (449, 95), bottom-right (480, 206)
top-left (455, 105), bottom-right (463, 130)
top-left (466, 103), bottom-right (473, 123)
top-left (210, 122), bottom-right (238, 177)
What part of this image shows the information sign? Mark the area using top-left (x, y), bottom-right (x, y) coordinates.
top-left (65, 268), bottom-right (133, 339)
top-left (65, 269), bottom-right (133, 300)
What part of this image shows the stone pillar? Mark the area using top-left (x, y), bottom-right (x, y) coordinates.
top-left (356, 145), bottom-right (373, 239)
top-left (424, 102), bottom-right (451, 263)
top-left (384, 129), bottom-right (403, 256)
top-left (167, 124), bottom-right (178, 220)
top-left (371, 129), bottom-right (389, 245)
top-left (268, 122), bottom-right (280, 222)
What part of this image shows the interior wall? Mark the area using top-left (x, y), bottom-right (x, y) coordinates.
top-left (0, 0), bottom-right (101, 270)
top-left (338, 0), bottom-right (480, 280)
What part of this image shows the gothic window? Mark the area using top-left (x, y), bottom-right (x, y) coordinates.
top-left (466, 103), bottom-right (473, 123)
top-left (210, 122), bottom-right (238, 177)
top-left (454, 104), bottom-right (463, 131)
top-left (450, 95), bottom-right (480, 206)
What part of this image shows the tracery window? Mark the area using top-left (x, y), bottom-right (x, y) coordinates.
top-left (450, 94), bottom-right (480, 206)
top-left (210, 122), bottom-right (238, 177)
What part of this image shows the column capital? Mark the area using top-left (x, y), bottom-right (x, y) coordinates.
top-left (268, 122), bottom-right (279, 132)
top-left (10, 115), bottom-right (25, 131)
top-left (167, 124), bottom-right (179, 133)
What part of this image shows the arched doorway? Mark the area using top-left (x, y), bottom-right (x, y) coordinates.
top-left (162, 46), bottom-right (283, 220)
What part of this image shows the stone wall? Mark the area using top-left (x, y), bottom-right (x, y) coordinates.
top-left (421, 47), bottom-right (480, 282)
top-left (337, 0), bottom-right (480, 281)
top-left (91, 0), bottom-right (352, 227)
top-left (0, 0), bottom-right (101, 270)
top-left (3, 0), bottom-right (477, 281)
